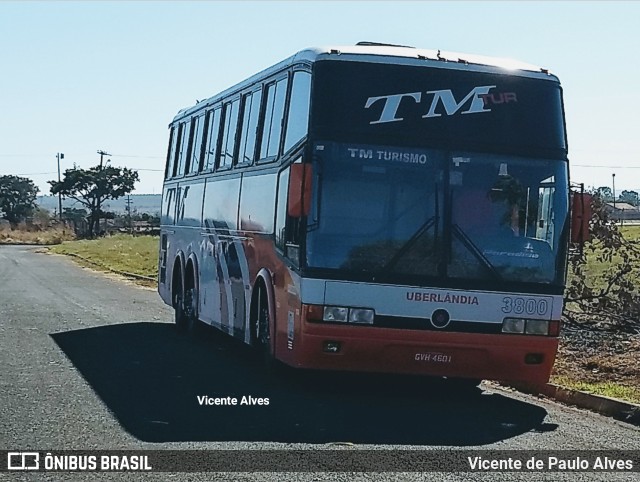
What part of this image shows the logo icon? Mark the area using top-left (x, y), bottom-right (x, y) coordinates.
top-left (7, 452), bottom-right (40, 470)
top-left (430, 309), bottom-right (451, 329)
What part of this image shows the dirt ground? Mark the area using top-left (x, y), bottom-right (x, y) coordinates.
top-left (552, 323), bottom-right (640, 391)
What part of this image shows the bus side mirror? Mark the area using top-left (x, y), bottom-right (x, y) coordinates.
top-left (287, 163), bottom-right (312, 218)
top-left (570, 192), bottom-right (592, 244)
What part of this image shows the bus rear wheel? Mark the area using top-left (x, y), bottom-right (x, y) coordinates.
top-left (183, 285), bottom-right (201, 334)
top-left (173, 273), bottom-right (187, 331)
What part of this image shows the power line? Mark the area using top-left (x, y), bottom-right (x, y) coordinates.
top-left (0, 152), bottom-right (163, 159)
top-left (7, 168), bottom-right (163, 175)
top-left (573, 164), bottom-right (640, 169)
top-left (12, 172), bottom-right (58, 176)
top-left (110, 154), bottom-right (164, 159)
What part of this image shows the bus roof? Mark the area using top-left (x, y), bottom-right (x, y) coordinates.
top-left (172, 43), bottom-right (555, 122)
top-left (303, 43), bottom-right (550, 73)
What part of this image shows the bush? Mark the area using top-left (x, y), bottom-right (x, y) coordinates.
top-left (0, 225), bottom-right (75, 245)
top-left (564, 194), bottom-right (640, 331)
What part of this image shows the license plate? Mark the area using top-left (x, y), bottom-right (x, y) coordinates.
top-left (414, 352), bottom-right (452, 363)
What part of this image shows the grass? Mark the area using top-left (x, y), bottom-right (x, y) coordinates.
top-left (49, 234), bottom-right (159, 279)
top-left (621, 224), bottom-right (640, 241)
top-left (551, 376), bottom-right (640, 405)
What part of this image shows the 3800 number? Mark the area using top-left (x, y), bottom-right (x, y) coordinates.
top-left (501, 297), bottom-right (549, 316)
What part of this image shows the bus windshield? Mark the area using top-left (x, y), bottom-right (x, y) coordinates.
top-left (306, 142), bottom-right (569, 285)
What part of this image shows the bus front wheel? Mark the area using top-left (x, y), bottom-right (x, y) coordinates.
top-left (252, 286), bottom-right (278, 372)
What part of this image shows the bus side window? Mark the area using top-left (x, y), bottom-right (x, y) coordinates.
top-left (283, 71), bottom-right (311, 153)
top-left (175, 122), bottom-right (191, 177)
top-left (275, 159), bottom-right (303, 266)
top-left (165, 126), bottom-right (178, 179)
top-left (259, 77), bottom-right (288, 161)
top-left (183, 117), bottom-right (197, 175)
top-left (204, 108), bottom-right (222, 172)
top-left (197, 113), bottom-right (209, 172)
top-left (187, 115), bottom-right (204, 175)
top-left (238, 89), bottom-right (262, 165)
top-left (161, 187), bottom-right (176, 225)
top-left (275, 167), bottom-right (290, 251)
top-left (170, 124), bottom-right (184, 178)
top-left (219, 98), bottom-right (240, 169)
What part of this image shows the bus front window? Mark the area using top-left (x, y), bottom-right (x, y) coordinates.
top-left (448, 153), bottom-right (569, 284)
top-left (306, 142), bottom-right (569, 286)
top-left (306, 143), bottom-right (444, 277)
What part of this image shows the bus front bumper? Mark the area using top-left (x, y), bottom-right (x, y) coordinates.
top-left (285, 324), bottom-right (558, 384)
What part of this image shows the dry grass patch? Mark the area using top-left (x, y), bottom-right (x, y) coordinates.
top-left (551, 326), bottom-right (640, 405)
top-left (0, 225), bottom-right (75, 245)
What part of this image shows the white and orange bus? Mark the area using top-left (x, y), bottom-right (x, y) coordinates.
top-left (159, 43), bottom-right (579, 385)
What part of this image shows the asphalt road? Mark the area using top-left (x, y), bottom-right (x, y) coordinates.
top-left (1, 244), bottom-right (639, 481)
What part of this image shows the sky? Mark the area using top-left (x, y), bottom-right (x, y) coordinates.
top-left (1, 1), bottom-right (639, 196)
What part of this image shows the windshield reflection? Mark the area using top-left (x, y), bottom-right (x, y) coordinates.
top-left (306, 142), bottom-right (569, 285)
top-left (307, 143), bottom-right (443, 277)
top-left (448, 153), bottom-right (567, 283)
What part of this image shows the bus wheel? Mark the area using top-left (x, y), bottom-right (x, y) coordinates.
top-left (256, 301), bottom-right (271, 355)
top-left (183, 285), bottom-right (201, 335)
top-left (253, 287), bottom-right (277, 371)
top-left (173, 272), bottom-right (187, 331)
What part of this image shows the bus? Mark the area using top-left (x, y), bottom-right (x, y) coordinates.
top-left (159, 43), bottom-right (583, 385)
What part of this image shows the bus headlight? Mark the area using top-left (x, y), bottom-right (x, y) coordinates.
top-left (502, 318), bottom-right (526, 334)
top-left (323, 306), bottom-right (348, 322)
top-left (348, 308), bottom-right (375, 324)
top-left (525, 319), bottom-right (549, 335)
top-left (502, 318), bottom-right (551, 335)
top-left (319, 306), bottom-right (375, 324)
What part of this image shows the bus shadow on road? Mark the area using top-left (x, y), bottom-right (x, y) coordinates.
top-left (51, 322), bottom-right (555, 445)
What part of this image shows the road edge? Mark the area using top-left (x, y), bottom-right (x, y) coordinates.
top-left (505, 382), bottom-right (640, 427)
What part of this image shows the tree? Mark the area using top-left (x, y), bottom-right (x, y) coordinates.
top-left (32, 206), bottom-right (53, 228)
top-left (594, 186), bottom-right (613, 202)
top-left (564, 191), bottom-right (640, 331)
top-left (0, 175), bottom-right (40, 225)
top-left (619, 190), bottom-right (639, 207)
top-left (49, 164), bottom-right (139, 237)
top-left (62, 207), bottom-right (89, 236)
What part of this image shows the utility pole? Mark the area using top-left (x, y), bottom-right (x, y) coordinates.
top-left (97, 149), bottom-right (111, 169)
top-left (612, 172), bottom-right (616, 224)
top-left (125, 194), bottom-right (133, 234)
top-left (56, 153), bottom-right (64, 221)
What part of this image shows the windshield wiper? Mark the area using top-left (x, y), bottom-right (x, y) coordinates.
top-left (451, 224), bottom-right (502, 280)
top-left (382, 216), bottom-right (437, 272)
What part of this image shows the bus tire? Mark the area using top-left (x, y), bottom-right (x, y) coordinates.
top-left (252, 284), bottom-right (278, 372)
top-left (183, 266), bottom-right (202, 335)
top-left (172, 265), bottom-right (187, 332)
